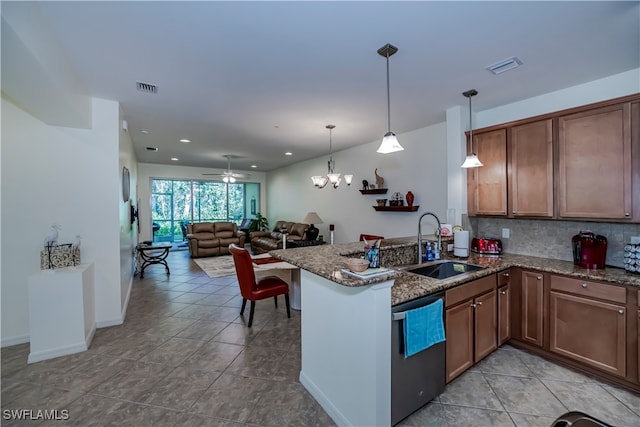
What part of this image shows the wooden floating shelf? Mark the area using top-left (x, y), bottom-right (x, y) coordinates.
top-left (373, 205), bottom-right (419, 212)
top-left (359, 189), bottom-right (388, 194)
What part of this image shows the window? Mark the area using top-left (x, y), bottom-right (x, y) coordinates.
top-left (151, 179), bottom-right (260, 242)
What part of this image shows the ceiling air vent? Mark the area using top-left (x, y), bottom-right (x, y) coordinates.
top-left (486, 56), bottom-right (523, 75)
top-left (136, 81), bottom-right (158, 94)
top-left (146, 147), bottom-right (158, 151)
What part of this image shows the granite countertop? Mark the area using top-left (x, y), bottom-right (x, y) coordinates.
top-left (270, 237), bottom-right (640, 306)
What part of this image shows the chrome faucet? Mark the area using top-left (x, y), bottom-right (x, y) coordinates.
top-left (418, 212), bottom-right (442, 263)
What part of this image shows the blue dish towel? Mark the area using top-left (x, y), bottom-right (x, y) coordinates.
top-left (403, 299), bottom-right (446, 358)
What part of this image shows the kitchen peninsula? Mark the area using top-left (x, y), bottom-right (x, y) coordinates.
top-left (271, 238), bottom-right (640, 427)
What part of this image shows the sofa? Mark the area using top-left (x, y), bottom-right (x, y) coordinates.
top-left (186, 222), bottom-right (246, 258)
top-left (250, 220), bottom-right (309, 254)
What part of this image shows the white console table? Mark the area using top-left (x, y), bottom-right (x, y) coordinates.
top-left (28, 263), bottom-right (96, 363)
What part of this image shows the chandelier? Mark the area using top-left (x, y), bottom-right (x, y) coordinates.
top-left (311, 125), bottom-right (353, 189)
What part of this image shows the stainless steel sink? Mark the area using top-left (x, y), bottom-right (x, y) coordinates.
top-left (402, 260), bottom-right (485, 279)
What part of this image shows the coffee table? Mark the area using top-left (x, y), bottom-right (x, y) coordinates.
top-left (136, 242), bottom-right (172, 278)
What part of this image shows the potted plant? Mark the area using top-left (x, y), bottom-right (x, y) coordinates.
top-left (248, 212), bottom-right (269, 232)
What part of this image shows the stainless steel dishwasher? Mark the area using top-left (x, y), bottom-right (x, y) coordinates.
top-left (391, 292), bottom-right (446, 426)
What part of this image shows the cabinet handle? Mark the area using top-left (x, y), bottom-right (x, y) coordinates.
top-left (500, 290), bottom-right (507, 295)
top-left (618, 309), bottom-right (625, 315)
top-left (536, 276), bottom-right (542, 280)
top-left (625, 212), bottom-right (630, 217)
top-left (503, 273), bottom-right (510, 278)
top-left (581, 283), bottom-right (588, 288)
top-left (477, 301), bottom-right (483, 306)
top-left (470, 303), bottom-right (477, 308)
top-left (512, 211), bottom-right (516, 214)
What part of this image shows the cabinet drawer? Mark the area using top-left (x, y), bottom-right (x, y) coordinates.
top-left (550, 275), bottom-right (626, 304)
top-left (446, 274), bottom-right (496, 308)
top-left (498, 270), bottom-right (511, 287)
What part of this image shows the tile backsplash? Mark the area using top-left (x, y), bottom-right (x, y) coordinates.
top-left (470, 217), bottom-right (640, 269)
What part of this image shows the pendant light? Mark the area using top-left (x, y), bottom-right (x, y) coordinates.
top-left (461, 89), bottom-right (483, 168)
top-left (311, 125), bottom-right (353, 189)
top-left (377, 43), bottom-right (404, 154)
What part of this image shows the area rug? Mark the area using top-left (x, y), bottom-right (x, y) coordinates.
top-left (193, 256), bottom-right (236, 278)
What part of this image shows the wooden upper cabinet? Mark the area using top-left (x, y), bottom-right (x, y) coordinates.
top-left (509, 120), bottom-right (554, 217)
top-left (467, 129), bottom-right (508, 216)
top-left (558, 103), bottom-right (632, 219)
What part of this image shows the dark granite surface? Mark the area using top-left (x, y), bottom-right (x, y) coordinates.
top-left (270, 236), bottom-right (640, 306)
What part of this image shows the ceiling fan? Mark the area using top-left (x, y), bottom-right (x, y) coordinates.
top-left (203, 155), bottom-right (250, 183)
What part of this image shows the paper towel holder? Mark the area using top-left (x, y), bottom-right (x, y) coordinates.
top-left (453, 230), bottom-right (470, 258)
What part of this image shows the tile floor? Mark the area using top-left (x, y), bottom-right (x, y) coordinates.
top-left (3, 250), bottom-right (640, 426)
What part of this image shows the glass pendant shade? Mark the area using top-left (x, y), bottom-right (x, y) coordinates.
top-left (377, 131), bottom-right (404, 154)
top-left (311, 175), bottom-right (328, 188)
top-left (344, 174), bottom-right (353, 186)
top-left (461, 153), bottom-right (483, 168)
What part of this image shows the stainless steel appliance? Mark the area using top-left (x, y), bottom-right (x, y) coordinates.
top-left (471, 237), bottom-right (503, 255)
top-left (391, 292), bottom-right (445, 425)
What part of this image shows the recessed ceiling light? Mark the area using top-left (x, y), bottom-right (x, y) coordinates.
top-left (171, 157), bottom-right (179, 161)
top-left (486, 56), bottom-right (523, 75)
top-left (179, 139), bottom-right (191, 144)
top-left (251, 165), bottom-right (257, 168)
top-left (146, 147), bottom-right (158, 151)
top-left (140, 130), bottom-right (149, 135)
top-left (285, 152), bottom-right (293, 156)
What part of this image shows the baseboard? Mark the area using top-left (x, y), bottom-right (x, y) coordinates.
top-left (28, 341), bottom-right (88, 363)
top-left (1, 334), bottom-right (29, 348)
top-left (95, 315), bottom-right (123, 329)
top-left (299, 371), bottom-right (350, 427)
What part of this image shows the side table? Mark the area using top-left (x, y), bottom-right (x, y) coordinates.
top-left (136, 242), bottom-right (172, 278)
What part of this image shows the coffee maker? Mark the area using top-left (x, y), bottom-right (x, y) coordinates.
top-left (572, 231), bottom-right (607, 269)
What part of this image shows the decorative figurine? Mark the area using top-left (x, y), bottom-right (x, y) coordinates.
top-left (374, 168), bottom-right (385, 189)
top-left (362, 179), bottom-right (369, 190)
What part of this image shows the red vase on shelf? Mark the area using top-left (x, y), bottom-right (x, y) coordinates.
top-left (405, 191), bottom-right (414, 208)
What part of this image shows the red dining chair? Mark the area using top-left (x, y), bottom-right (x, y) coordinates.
top-left (229, 244), bottom-right (290, 327)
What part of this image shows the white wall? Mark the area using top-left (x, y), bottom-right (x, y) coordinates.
top-left (137, 163), bottom-right (267, 243)
top-left (1, 96), bottom-right (124, 346)
top-left (118, 109), bottom-right (137, 311)
top-left (267, 123), bottom-right (450, 243)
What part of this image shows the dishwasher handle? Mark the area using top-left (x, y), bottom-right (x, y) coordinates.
top-left (392, 312), bottom-right (407, 321)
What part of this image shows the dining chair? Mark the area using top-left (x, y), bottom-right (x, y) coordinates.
top-left (229, 243), bottom-right (290, 327)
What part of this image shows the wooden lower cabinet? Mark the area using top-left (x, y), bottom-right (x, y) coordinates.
top-left (474, 290), bottom-right (498, 362)
top-left (445, 301), bottom-right (474, 382)
top-left (498, 284), bottom-right (511, 346)
top-left (445, 275), bottom-right (497, 383)
top-left (521, 270), bottom-right (544, 347)
top-left (549, 291), bottom-right (626, 377)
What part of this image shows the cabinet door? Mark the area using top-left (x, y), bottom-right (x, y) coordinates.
top-left (550, 291), bottom-right (626, 377)
top-left (445, 302), bottom-right (474, 383)
top-left (498, 284), bottom-right (511, 346)
top-left (558, 103), bottom-right (632, 219)
top-left (510, 120), bottom-right (553, 217)
top-left (474, 290), bottom-right (497, 362)
top-left (522, 271), bottom-right (544, 347)
top-left (467, 129), bottom-right (507, 216)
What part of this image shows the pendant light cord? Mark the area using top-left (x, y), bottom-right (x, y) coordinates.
top-left (468, 95), bottom-right (473, 154)
top-left (386, 53), bottom-right (391, 133)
